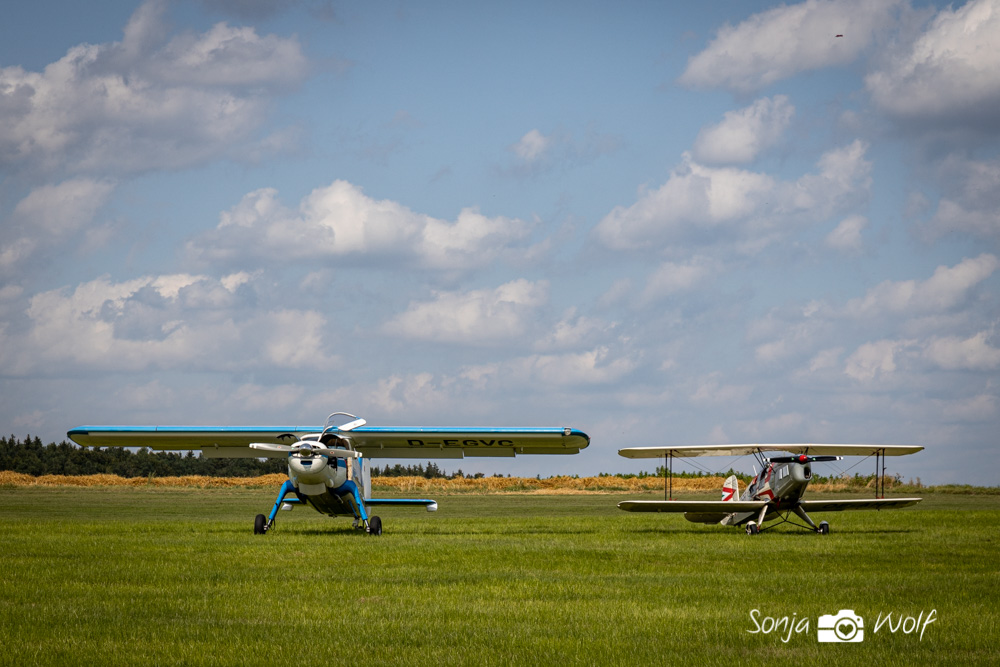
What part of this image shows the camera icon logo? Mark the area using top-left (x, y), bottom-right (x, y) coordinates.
top-left (817, 609), bottom-right (864, 643)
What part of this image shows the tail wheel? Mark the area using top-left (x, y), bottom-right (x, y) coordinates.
top-left (745, 522), bottom-right (759, 535)
top-left (368, 515), bottom-right (383, 536)
top-left (254, 513), bottom-right (267, 535)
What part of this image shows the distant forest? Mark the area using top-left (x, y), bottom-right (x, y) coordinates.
top-left (0, 435), bottom-right (479, 479)
top-left (2, 435), bottom-right (742, 481)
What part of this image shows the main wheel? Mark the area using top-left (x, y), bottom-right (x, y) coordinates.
top-left (745, 522), bottom-right (759, 535)
top-left (818, 521), bottom-right (830, 535)
top-left (254, 513), bottom-right (267, 535)
top-left (368, 515), bottom-right (383, 536)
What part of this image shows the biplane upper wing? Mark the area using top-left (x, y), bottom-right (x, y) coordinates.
top-left (617, 499), bottom-right (767, 513)
top-left (798, 498), bottom-right (922, 512)
top-left (618, 444), bottom-right (923, 458)
top-left (67, 425), bottom-right (590, 459)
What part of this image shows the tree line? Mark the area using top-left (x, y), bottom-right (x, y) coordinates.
top-left (0, 435), bottom-right (478, 479)
top-left (3, 435), bottom-right (808, 483)
top-left (1, 435), bottom-right (287, 478)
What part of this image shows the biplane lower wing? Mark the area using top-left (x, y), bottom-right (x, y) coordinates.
top-left (66, 425), bottom-right (590, 458)
top-left (617, 499), bottom-right (767, 513)
top-left (798, 498), bottom-right (922, 512)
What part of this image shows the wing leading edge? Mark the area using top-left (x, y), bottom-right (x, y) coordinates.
top-left (67, 425), bottom-right (590, 459)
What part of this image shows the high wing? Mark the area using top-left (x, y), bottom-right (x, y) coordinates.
top-left (798, 498), bottom-right (922, 512)
top-left (618, 443), bottom-right (923, 458)
top-left (617, 500), bottom-right (767, 513)
top-left (67, 425), bottom-right (590, 459)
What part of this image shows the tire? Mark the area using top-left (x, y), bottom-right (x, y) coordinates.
top-left (745, 522), bottom-right (759, 535)
top-left (368, 515), bottom-right (383, 536)
top-left (254, 513), bottom-right (267, 535)
top-left (818, 521), bottom-right (830, 535)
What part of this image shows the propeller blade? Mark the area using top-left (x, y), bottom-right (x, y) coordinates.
top-left (249, 442), bottom-right (295, 453)
top-left (768, 454), bottom-right (842, 463)
top-left (313, 447), bottom-right (361, 459)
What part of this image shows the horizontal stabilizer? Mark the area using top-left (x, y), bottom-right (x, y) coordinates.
top-left (617, 499), bottom-right (766, 513)
top-left (618, 443), bottom-right (923, 459)
top-left (365, 498), bottom-right (438, 512)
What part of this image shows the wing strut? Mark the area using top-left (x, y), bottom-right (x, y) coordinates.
top-left (876, 448), bottom-right (887, 499)
top-left (665, 451), bottom-right (672, 500)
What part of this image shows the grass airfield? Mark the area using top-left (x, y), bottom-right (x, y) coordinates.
top-left (1, 487), bottom-right (997, 665)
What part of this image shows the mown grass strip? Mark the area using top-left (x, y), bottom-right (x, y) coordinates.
top-left (1, 488), bottom-right (997, 665)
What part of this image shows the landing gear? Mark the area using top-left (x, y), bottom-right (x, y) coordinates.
top-left (745, 521), bottom-right (759, 535)
top-left (818, 521), bottom-right (830, 535)
top-left (367, 515), bottom-right (382, 536)
top-left (254, 513), bottom-right (267, 535)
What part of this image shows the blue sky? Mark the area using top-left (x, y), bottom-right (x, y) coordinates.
top-left (2, 0), bottom-right (998, 484)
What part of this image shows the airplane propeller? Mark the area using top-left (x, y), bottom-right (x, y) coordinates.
top-left (249, 413), bottom-right (368, 458)
top-left (767, 454), bottom-right (841, 463)
top-left (249, 442), bottom-right (361, 458)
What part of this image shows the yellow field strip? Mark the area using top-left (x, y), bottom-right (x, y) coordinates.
top-left (0, 471), bottom-right (893, 493)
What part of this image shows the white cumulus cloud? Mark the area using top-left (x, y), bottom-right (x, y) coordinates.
top-left (680, 0), bottom-right (898, 93)
top-left (12, 178), bottom-right (116, 236)
top-left (825, 214), bottom-right (868, 252)
top-left (511, 129), bottom-right (552, 162)
top-left (924, 331), bottom-right (1000, 371)
top-left (845, 338), bottom-right (914, 381)
top-left (595, 140), bottom-right (870, 252)
top-left (640, 256), bottom-right (719, 303)
top-left (866, 0), bottom-right (1000, 129)
top-left (0, 0), bottom-right (307, 176)
top-left (191, 180), bottom-right (532, 270)
top-left (692, 95), bottom-right (794, 164)
top-left (382, 279), bottom-right (549, 346)
top-left (0, 273), bottom-right (337, 375)
top-left (924, 155), bottom-right (1000, 241)
top-left (846, 253), bottom-right (999, 317)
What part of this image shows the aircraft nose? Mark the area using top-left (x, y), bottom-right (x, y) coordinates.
top-left (791, 463), bottom-right (812, 483)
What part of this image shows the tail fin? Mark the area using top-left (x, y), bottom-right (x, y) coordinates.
top-left (722, 475), bottom-right (739, 502)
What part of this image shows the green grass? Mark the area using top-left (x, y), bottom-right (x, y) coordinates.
top-left (1, 488), bottom-right (998, 665)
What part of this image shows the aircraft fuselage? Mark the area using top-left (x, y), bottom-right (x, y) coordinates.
top-left (745, 461), bottom-right (811, 508)
top-left (286, 451), bottom-right (364, 518)
top-left (725, 461), bottom-right (812, 525)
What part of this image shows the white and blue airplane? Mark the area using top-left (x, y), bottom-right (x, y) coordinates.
top-left (68, 412), bottom-right (589, 536)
